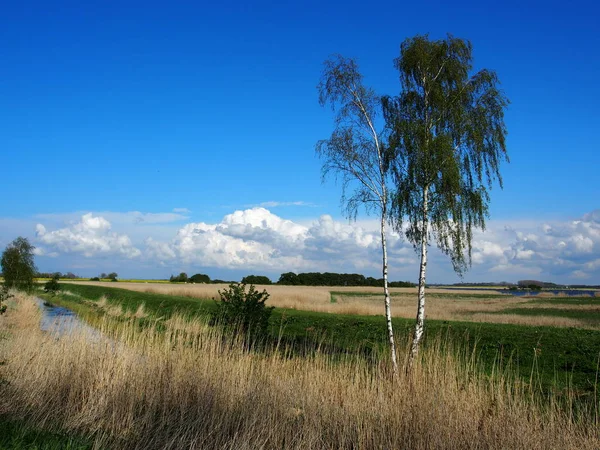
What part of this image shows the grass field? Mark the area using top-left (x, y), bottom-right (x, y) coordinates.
top-left (33, 283), bottom-right (600, 397)
top-left (62, 281), bottom-right (600, 329)
top-left (1, 291), bottom-right (598, 449)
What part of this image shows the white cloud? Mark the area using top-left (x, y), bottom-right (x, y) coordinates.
top-left (35, 210), bottom-right (189, 226)
top-left (21, 207), bottom-right (600, 283)
top-left (465, 209), bottom-right (600, 282)
top-left (36, 213), bottom-right (141, 259)
top-left (143, 207), bottom-right (411, 274)
top-left (172, 208), bottom-right (191, 214)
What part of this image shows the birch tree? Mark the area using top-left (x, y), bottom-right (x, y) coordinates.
top-left (382, 35), bottom-right (509, 366)
top-left (317, 55), bottom-right (398, 375)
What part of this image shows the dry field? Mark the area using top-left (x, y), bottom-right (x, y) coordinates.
top-left (66, 281), bottom-right (600, 329)
top-left (1, 293), bottom-right (598, 449)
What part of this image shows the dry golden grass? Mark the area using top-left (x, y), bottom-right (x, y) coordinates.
top-left (1, 294), bottom-right (598, 449)
top-left (65, 281), bottom-right (600, 329)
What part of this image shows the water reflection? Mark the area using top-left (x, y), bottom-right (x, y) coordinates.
top-left (35, 298), bottom-right (104, 342)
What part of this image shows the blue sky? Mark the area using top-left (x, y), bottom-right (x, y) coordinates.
top-left (1, 0), bottom-right (599, 284)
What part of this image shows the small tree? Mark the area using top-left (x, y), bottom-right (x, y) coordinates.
top-left (107, 272), bottom-right (118, 281)
top-left (317, 55), bottom-right (398, 374)
top-left (213, 283), bottom-right (274, 340)
top-left (1, 237), bottom-right (37, 292)
top-left (383, 35), bottom-right (509, 365)
top-left (44, 275), bottom-right (61, 295)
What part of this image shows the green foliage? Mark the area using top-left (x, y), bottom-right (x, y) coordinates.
top-left (213, 283), bottom-right (274, 339)
top-left (44, 278), bottom-right (61, 295)
top-left (241, 275), bottom-right (272, 285)
top-left (90, 277), bottom-right (100, 281)
top-left (46, 283), bottom-right (216, 319)
top-left (189, 273), bottom-right (210, 283)
top-left (169, 272), bottom-right (188, 283)
top-left (316, 54), bottom-right (389, 221)
top-left (277, 271), bottom-right (414, 287)
top-left (383, 34), bottom-right (509, 274)
top-left (0, 284), bottom-right (12, 315)
top-left (0, 418), bottom-right (93, 449)
top-left (1, 237), bottom-right (37, 292)
top-left (107, 272), bottom-right (118, 281)
top-left (43, 283), bottom-right (600, 396)
top-left (278, 272), bottom-right (299, 285)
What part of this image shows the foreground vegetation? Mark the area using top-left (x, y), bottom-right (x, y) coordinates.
top-left (1, 292), bottom-right (598, 449)
top-left (38, 283), bottom-right (600, 398)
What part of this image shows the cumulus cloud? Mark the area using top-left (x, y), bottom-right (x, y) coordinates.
top-left (468, 210), bottom-right (600, 281)
top-left (28, 207), bottom-right (600, 283)
top-left (35, 210), bottom-right (189, 226)
top-left (36, 213), bottom-right (141, 259)
top-left (142, 207), bottom-right (412, 274)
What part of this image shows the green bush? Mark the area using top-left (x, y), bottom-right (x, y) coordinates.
top-left (90, 277), bottom-right (100, 281)
top-left (44, 278), bottom-right (60, 295)
top-left (212, 283), bottom-right (274, 340)
top-left (0, 285), bottom-right (11, 315)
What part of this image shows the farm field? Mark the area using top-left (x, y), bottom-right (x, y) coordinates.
top-left (63, 281), bottom-right (600, 330)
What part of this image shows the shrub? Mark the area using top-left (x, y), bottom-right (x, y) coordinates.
top-left (212, 283), bottom-right (273, 340)
top-left (44, 278), bottom-right (60, 295)
top-left (90, 277), bottom-right (100, 281)
top-left (0, 285), bottom-right (11, 315)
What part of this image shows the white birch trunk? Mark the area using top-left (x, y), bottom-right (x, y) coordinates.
top-left (409, 187), bottom-right (429, 367)
top-left (381, 211), bottom-right (398, 376)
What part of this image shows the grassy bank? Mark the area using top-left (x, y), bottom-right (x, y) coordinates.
top-left (0, 419), bottom-right (92, 449)
top-left (43, 283), bottom-right (600, 397)
top-left (2, 293), bottom-right (598, 449)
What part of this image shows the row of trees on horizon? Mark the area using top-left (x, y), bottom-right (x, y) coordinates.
top-left (168, 271), bottom-right (416, 287)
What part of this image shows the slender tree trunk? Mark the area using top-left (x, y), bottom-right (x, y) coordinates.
top-left (409, 187), bottom-right (429, 369)
top-left (380, 210), bottom-right (398, 377)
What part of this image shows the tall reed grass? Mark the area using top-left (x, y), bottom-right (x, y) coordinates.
top-left (1, 293), bottom-right (598, 449)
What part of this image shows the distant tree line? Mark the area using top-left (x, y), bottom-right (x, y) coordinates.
top-left (90, 272), bottom-right (118, 281)
top-left (36, 271), bottom-right (78, 279)
top-left (170, 273), bottom-right (213, 283)
top-left (241, 275), bottom-right (272, 285)
top-left (166, 271), bottom-right (414, 287)
top-left (277, 272), bottom-right (415, 287)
